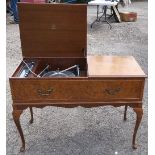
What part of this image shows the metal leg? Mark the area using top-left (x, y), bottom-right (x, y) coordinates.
top-left (104, 6), bottom-right (112, 29)
top-left (108, 6), bottom-right (114, 19)
top-left (99, 6), bottom-right (106, 21)
top-left (132, 107), bottom-right (143, 149)
top-left (124, 105), bottom-right (128, 121)
top-left (29, 107), bottom-right (34, 124)
top-left (91, 5), bottom-right (99, 28)
top-left (105, 19), bottom-right (112, 29)
top-left (97, 6), bottom-right (112, 29)
top-left (12, 109), bottom-right (25, 152)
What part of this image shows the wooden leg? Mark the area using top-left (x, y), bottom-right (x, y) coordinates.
top-left (29, 107), bottom-right (33, 124)
top-left (12, 109), bottom-right (25, 152)
top-left (124, 105), bottom-right (128, 121)
top-left (132, 107), bottom-right (143, 149)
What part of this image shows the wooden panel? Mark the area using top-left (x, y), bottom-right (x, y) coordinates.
top-left (87, 56), bottom-right (146, 77)
top-left (18, 3), bottom-right (87, 58)
top-left (10, 78), bottom-right (144, 102)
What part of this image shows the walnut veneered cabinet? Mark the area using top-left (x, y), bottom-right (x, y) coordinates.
top-left (9, 3), bottom-right (146, 152)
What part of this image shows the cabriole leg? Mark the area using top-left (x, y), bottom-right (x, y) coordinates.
top-left (12, 109), bottom-right (25, 152)
top-left (29, 107), bottom-right (33, 124)
top-left (132, 107), bottom-right (143, 149)
top-left (124, 105), bottom-right (128, 121)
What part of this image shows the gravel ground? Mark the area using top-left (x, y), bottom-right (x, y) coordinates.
top-left (6, 2), bottom-right (148, 155)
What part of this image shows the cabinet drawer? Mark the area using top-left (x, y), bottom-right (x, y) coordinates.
top-left (87, 79), bottom-right (144, 101)
top-left (10, 79), bottom-right (144, 102)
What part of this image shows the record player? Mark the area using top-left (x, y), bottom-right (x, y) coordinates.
top-left (9, 3), bottom-right (146, 152)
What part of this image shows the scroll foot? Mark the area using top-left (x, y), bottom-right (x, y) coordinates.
top-left (20, 146), bottom-right (25, 152)
top-left (132, 144), bottom-right (138, 149)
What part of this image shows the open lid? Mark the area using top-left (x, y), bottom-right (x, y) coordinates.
top-left (18, 3), bottom-right (87, 58)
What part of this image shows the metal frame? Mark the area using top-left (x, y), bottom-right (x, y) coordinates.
top-left (90, 5), bottom-right (112, 29)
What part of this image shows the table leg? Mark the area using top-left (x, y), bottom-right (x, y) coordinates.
top-left (91, 5), bottom-right (99, 28)
top-left (12, 109), bottom-right (25, 152)
top-left (104, 6), bottom-right (112, 29)
top-left (29, 107), bottom-right (34, 124)
top-left (132, 107), bottom-right (143, 149)
top-left (108, 6), bottom-right (114, 19)
top-left (99, 6), bottom-right (105, 21)
top-left (124, 105), bottom-right (128, 121)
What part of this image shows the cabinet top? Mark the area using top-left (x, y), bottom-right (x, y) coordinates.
top-left (18, 3), bottom-right (87, 58)
top-left (87, 56), bottom-right (146, 77)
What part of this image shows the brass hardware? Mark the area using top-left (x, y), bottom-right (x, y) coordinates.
top-left (104, 87), bottom-right (121, 95)
top-left (37, 88), bottom-right (53, 96)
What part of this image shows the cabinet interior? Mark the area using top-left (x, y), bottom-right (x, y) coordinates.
top-left (12, 57), bottom-right (88, 78)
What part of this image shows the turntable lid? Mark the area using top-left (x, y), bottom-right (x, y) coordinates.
top-left (18, 3), bottom-right (87, 58)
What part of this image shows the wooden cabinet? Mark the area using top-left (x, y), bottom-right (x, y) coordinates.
top-left (9, 3), bottom-right (146, 152)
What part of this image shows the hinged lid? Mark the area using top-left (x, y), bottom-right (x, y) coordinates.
top-left (18, 3), bottom-right (87, 58)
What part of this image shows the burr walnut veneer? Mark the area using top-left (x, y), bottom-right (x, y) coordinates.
top-left (9, 3), bottom-right (146, 152)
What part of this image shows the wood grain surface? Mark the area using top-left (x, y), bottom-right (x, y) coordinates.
top-left (18, 3), bottom-right (87, 58)
top-left (87, 56), bottom-right (146, 77)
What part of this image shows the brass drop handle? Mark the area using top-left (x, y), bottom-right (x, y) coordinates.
top-left (37, 88), bottom-right (53, 96)
top-left (104, 87), bottom-right (121, 95)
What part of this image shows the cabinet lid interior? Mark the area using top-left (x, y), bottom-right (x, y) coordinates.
top-left (18, 3), bottom-right (87, 58)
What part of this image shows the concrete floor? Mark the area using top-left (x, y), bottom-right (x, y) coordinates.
top-left (6, 2), bottom-right (148, 155)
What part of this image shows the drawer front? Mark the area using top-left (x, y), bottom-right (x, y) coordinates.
top-left (10, 79), bottom-right (144, 102)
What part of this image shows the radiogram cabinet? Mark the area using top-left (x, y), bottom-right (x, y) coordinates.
top-left (9, 3), bottom-right (146, 152)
